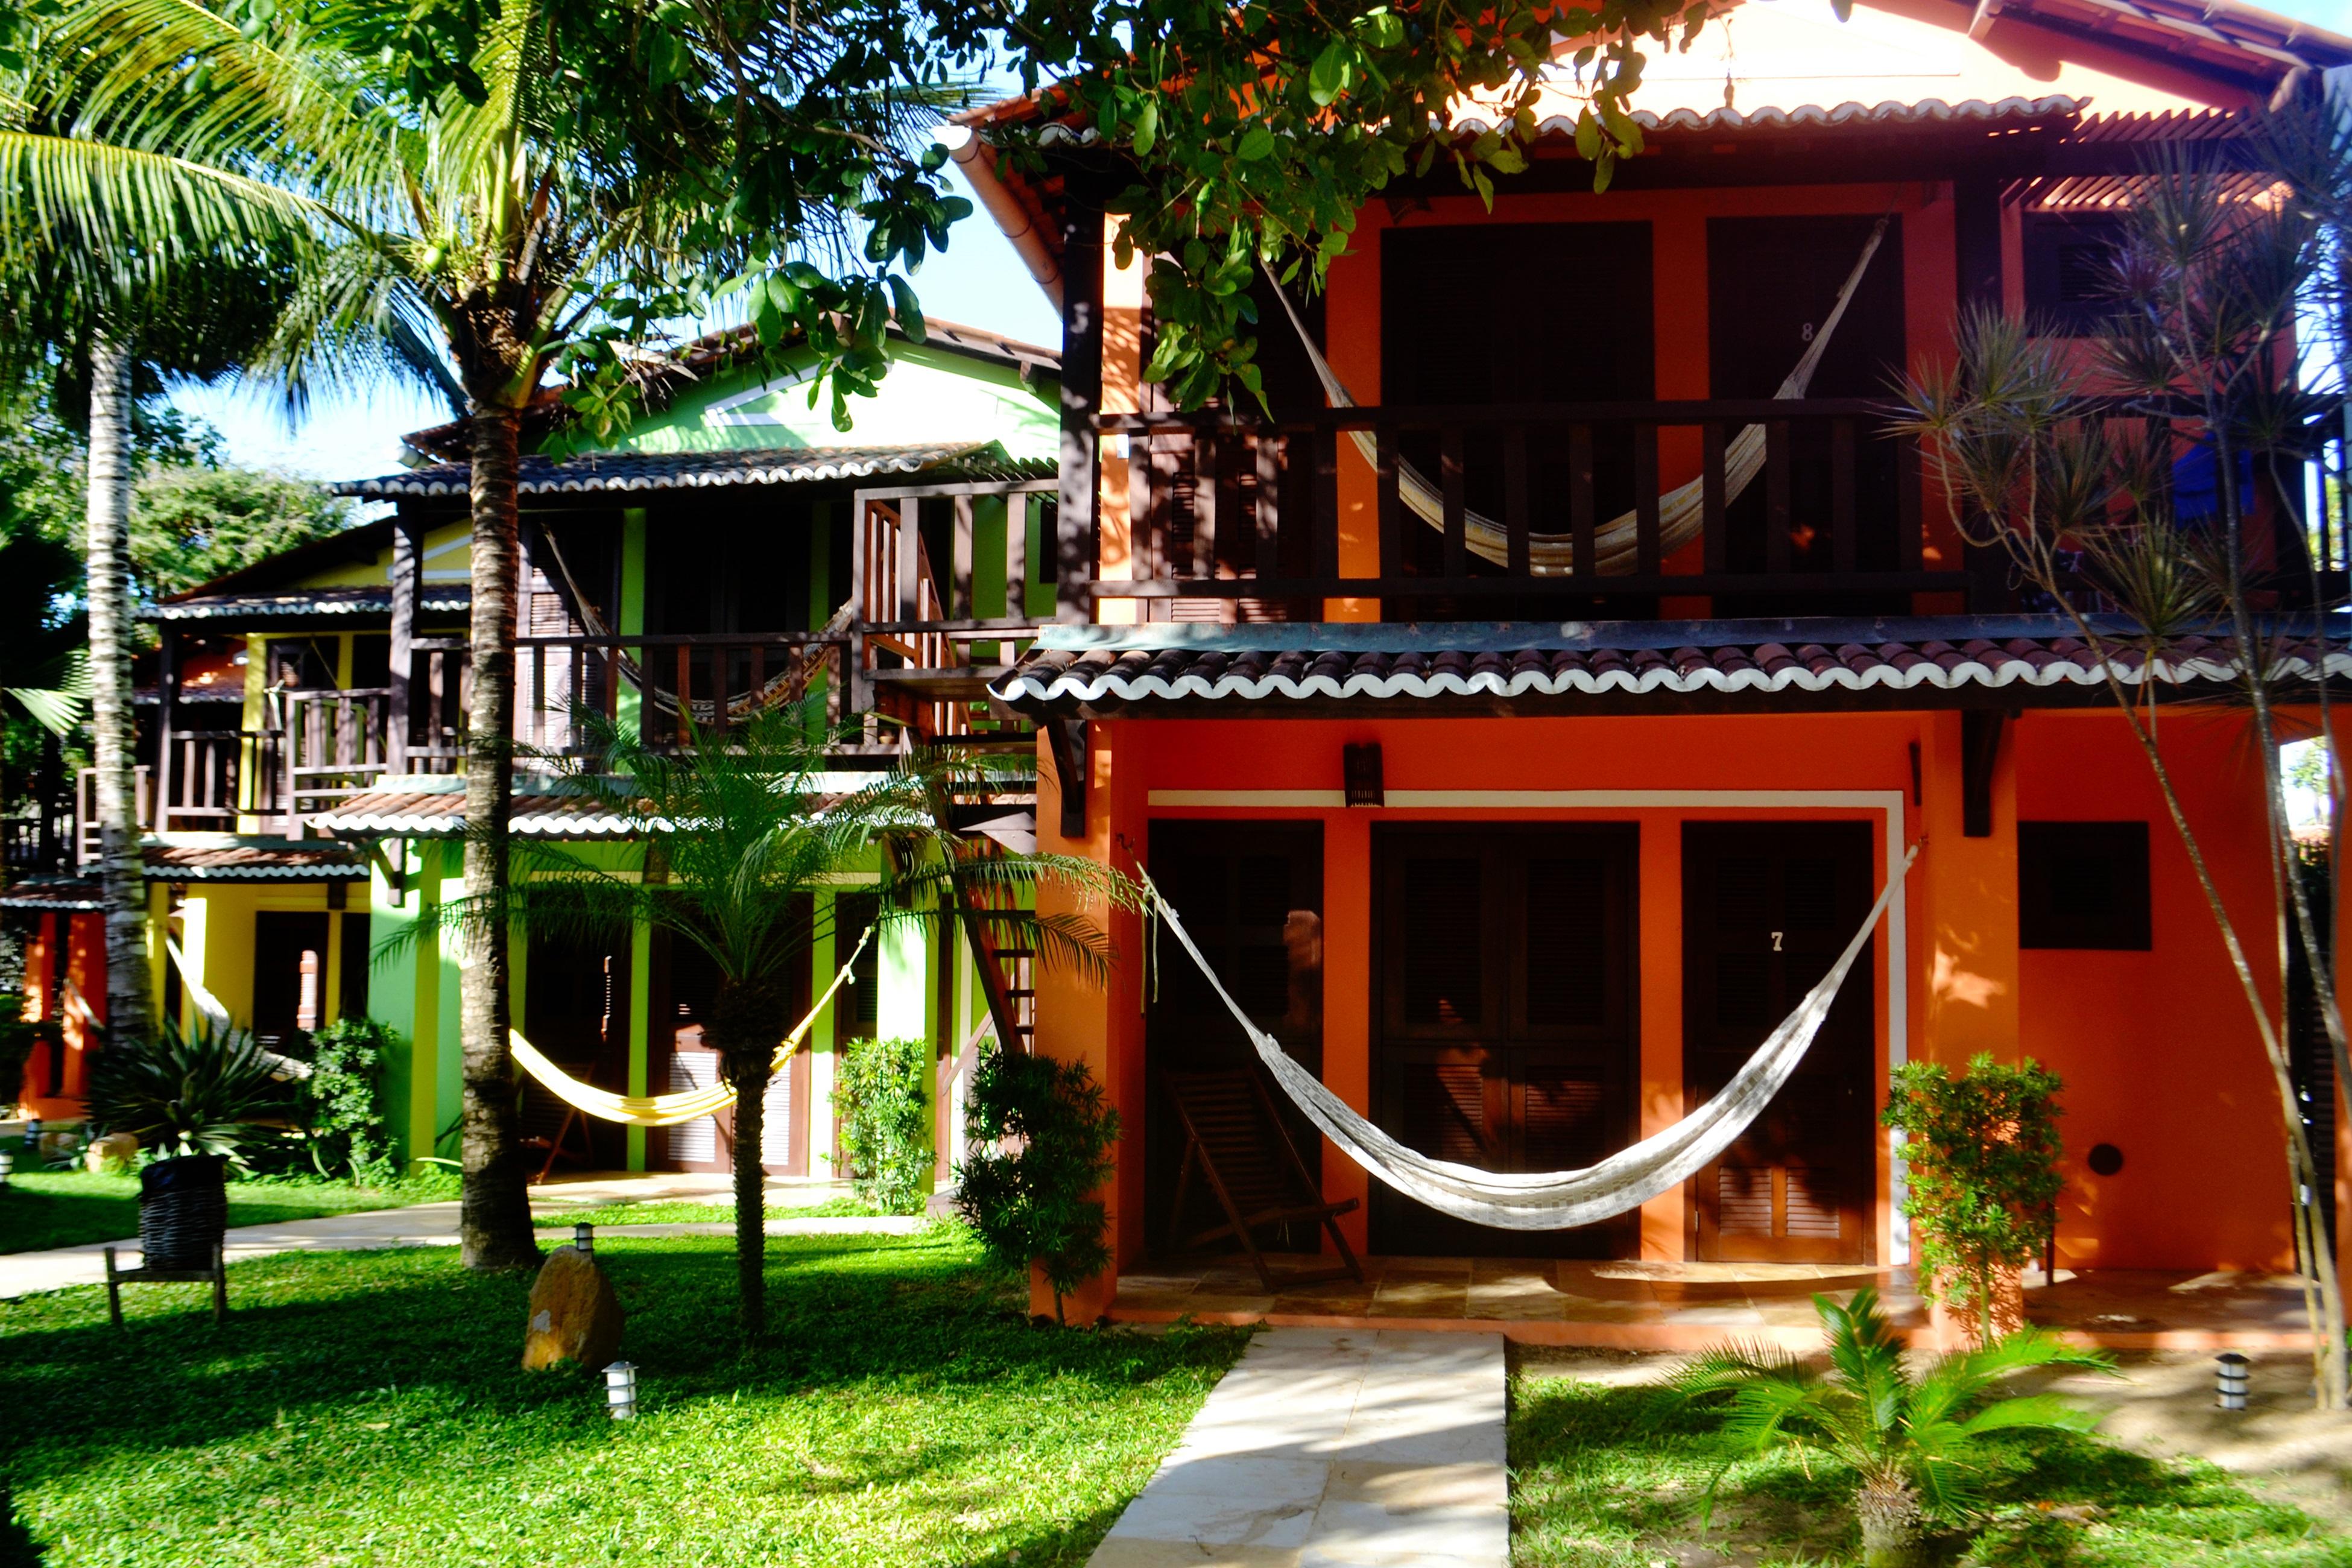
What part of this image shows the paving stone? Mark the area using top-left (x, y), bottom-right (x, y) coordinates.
top-left (1087, 1328), bottom-right (1508, 1568)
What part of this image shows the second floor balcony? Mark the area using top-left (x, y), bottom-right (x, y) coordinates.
top-left (1094, 397), bottom-right (2344, 622)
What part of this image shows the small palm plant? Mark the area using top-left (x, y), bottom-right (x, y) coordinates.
top-left (413, 703), bottom-right (1137, 1339)
top-left (84, 1016), bottom-right (294, 1160)
top-left (1674, 1287), bottom-right (2116, 1568)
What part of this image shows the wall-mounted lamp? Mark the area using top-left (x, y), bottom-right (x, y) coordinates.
top-left (1343, 743), bottom-right (1384, 808)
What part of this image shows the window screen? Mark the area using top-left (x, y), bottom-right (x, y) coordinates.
top-left (2019, 821), bottom-right (2151, 950)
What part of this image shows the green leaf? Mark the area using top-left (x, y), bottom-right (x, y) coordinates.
top-left (888, 276), bottom-right (926, 345)
top-left (1238, 124), bottom-right (1276, 162)
top-left (1133, 97), bottom-right (1159, 156)
top-left (1308, 42), bottom-right (1350, 106)
top-left (1574, 108), bottom-right (1602, 161)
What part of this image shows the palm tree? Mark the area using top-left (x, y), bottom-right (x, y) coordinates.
top-left (1675, 1288), bottom-right (2114, 1568)
top-left (413, 704), bottom-right (1135, 1339)
top-left (8, 0), bottom-right (974, 1268)
top-left (0, 107), bottom-right (327, 1043)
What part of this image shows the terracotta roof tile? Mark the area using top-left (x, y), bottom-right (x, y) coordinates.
top-left (991, 618), bottom-right (2350, 716)
top-left (334, 443), bottom-right (1052, 501)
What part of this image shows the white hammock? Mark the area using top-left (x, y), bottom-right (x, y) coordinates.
top-left (1142, 844), bottom-right (1914, 1230)
top-left (1263, 217), bottom-right (1888, 577)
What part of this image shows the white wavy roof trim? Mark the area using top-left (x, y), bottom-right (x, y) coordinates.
top-left (358, 451), bottom-right (955, 499)
top-left (310, 809), bottom-right (652, 835)
top-left (994, 647), bottom-right (2352, 706)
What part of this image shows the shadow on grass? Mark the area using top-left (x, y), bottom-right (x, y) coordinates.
top-left (0, 1185), bottom-right (138, 1255)
top-left (2, 1231), bottom-right (1246, 1475)
top-left (1511, 1376), bottom-right (2344, 1568)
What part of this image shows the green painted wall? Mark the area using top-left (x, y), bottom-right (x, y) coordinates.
top-left (537, 341), bottom-right (1058, 464)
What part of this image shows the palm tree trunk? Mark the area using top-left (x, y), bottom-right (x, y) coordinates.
top-left (457, 405), bottom-right (538, 1271)
top-left (84, 332), bottom-right (149, 1048)
top-left (1854, 1474), bottom-right (1927, 1568)
top-left (729, 1062), bottom-right (768, 1341)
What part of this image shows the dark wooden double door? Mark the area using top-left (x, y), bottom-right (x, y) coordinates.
top-left (1371, 826), bottom-right (1640, 1257)
top-left (1368, 821), bottom-right (1877, 1263)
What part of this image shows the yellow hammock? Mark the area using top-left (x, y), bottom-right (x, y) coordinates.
top-left (510, 928), bottom-right (873, 1127)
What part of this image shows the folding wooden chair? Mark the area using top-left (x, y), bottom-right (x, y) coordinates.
top-left (1162, 1068), bottom-right (1362, 1292)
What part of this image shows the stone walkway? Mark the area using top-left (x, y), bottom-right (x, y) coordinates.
top-left (1111, 1255), bottom-right (2316, 1351)
top-left (1089, 1328), bottom-right (1508, 1568)
top-left (0, 1172), bottom-right (926, 1300)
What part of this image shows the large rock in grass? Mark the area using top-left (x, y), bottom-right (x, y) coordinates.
top-left (84, 1133), bottom-right (137, 1174)
top-left (521, 1246), bottom-right (624, 1372)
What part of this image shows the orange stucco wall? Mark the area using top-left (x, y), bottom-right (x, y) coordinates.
top-left (2015, 709), bottom-right (2300, 1274)
top-left (17, 909), bottom-right (106, 1119)
top-left (1031, 703), bottom-right (2299, 1304)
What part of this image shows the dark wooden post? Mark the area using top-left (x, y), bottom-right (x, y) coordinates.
top-left (1055, 177), bottom-right (1105, 626)
top-left (35, 728), bottom-right (60, 872)
top-left (387, 510), bottom-right (424, 773)
top-left (153, 627), bottom-right (178, 835)
top-left (1954, 175), bottom-right (2009, 612)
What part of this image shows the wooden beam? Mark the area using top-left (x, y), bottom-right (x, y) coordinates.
top-left (1962, 708), bottom-right (2006, 838)
top-left (1045, 718), bottom-right (1088, 840)
top-left (1055, 180), bottom-right (1105, 625)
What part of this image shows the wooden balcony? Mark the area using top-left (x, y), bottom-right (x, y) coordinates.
top-left (1098, 399), bottom-right (1966, 618)
top-left (851, 476), bottom-right (1058, 744)
top-left (515, 632), bottom-right (851, 753)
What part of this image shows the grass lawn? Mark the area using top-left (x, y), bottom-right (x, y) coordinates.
top-left (0, 1149), bottom-right (455, 1254)
top-left (2, 1228), bottom-right (1249, 1567)
top-left (1510, 1364), bottom-right (2352, 1566)
top-left (537, 1197), bottom-right (879, 1227)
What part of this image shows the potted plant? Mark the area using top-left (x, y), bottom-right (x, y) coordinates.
top-left (84, 1017), bottom-right (292, 1268)
top-left (1882, 1054), bottom-right (2066, 1347)
top-left (1676, 1286), bottom-right (2115, 1568)
top-left (955, 1043), bottom-right (1119, 1326)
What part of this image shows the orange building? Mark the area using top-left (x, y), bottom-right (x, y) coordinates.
top-left (949, 0), bottom-right (2352, 1320)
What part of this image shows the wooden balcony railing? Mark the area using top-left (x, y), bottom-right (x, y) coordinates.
top-left (1096, 399), bottom-right (1964, 616)
top-left (516, 633), bottom-right (851, 754)
top-left (850, 478), bottom-right (1058, 743)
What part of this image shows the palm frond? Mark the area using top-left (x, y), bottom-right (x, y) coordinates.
top-left (1953, 1392), bottom-right (2105, 1440)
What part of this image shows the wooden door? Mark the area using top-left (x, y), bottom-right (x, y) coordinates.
top-left (653, 911), bottom-right (813, 1176)
top-left (1707, 215), bottom-right (1909, 596)
top-left (1371, 826), bottom-right (1639, 1258)
top-left (1146, 822), bottom-right (1324, 1253)
top-left (1684, 822), bottom-right (1876, 1263)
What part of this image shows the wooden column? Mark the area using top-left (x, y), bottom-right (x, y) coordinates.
top-left (1953, 175), bottom-right (2009, 610)
top-left (1056, 176), bottom-right (1105, 626)
top-left (387, 510), bottom-right (425, 773)
top-left (153, 627), bottom-right (178, 835)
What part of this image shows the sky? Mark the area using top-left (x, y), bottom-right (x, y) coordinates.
top-left (169, 159), bottom-right (1064, 484)
top-left (172, 0), bottom-right (2352, 482)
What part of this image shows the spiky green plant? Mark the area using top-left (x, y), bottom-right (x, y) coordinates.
top-left (405, 703), bottom-right (1138, 1339)
top-left (84, 1014), bottom-right (294, 1160)
top-left (1674, 1287), bottom-right (2115, 1568)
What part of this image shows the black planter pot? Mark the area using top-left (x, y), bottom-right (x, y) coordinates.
top-left (139, 1155), bottom-right (228, 1268)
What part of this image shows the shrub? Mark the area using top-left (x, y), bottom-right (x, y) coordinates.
top-left (833, 1035), bottom-right (933, 1215)
top-left (84, 1015), bottom-right (293, 1161)
top-left (1883, 1053), bottom-right (2065, 1345)
top-left (299, 1018), bottom-right (400, 1184)
top-left (955, 1043), bottom-right (1119, 1326)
